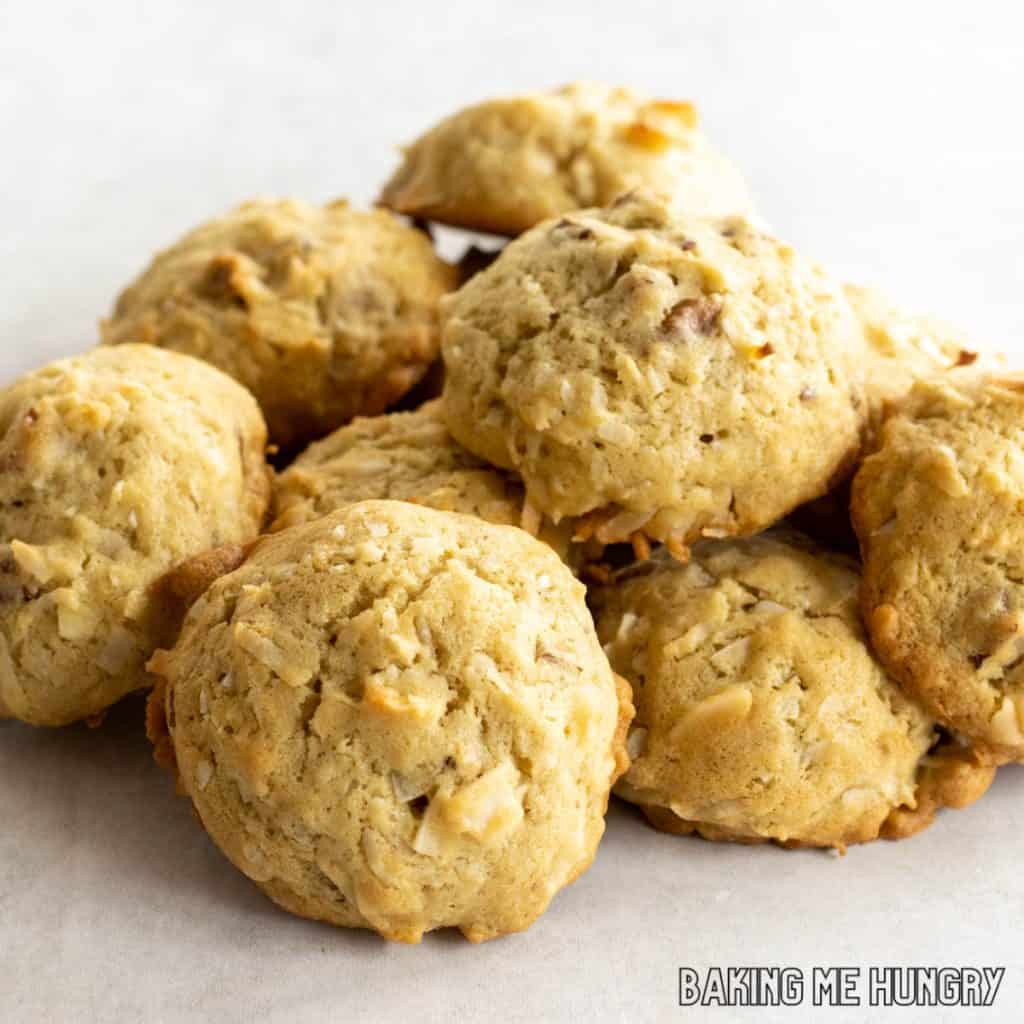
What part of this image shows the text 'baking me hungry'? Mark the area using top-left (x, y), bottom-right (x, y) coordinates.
top-left (678, 965), bottom-right (1005, 1009)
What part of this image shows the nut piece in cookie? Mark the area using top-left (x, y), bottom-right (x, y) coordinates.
top-left (379, 82), bottom-right (751, 236)
top-left (271, 400), bottom-right (574, 564)
top-left (102, 199), bottom-right (457, 449)
top-left (150, 500), bottom-right (631, 943)
top-left (0, 345), bottom-right (270, 726)
top-left (442, 189), bottom-right (867, 558)
top-left (591, 533), bottom-right (960, 850)
top-left (853, 371), bottom-right (1024, 763)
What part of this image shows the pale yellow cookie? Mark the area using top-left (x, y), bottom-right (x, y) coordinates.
top-left (271, 400), bottom-right (573, 562)
top-left (845, 283), bottom-right (990, 429)
top-left (442, 189), bottom-right (867, 557)
top-left (0, 345), bottom-right (269, 726)
top-left (102, 199), bottom-right (457, 448)
top-left (151, 501), bottom-right (631, 943)
top-left (785, 287), bottom-right (998, 554)
top-left (853, 371), bottom-right (1024, 762)
top-left (380, 82), bottom-right (751, 235)
top-left (591, 535), bottom-right (976, 849)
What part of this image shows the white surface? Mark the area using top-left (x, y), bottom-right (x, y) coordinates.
top-left (1, 2), bottom-right (1023, 1021)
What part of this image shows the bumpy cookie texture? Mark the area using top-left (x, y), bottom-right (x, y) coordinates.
top-left (272, 401), bottom-right (573, 562)
top-left (592, 535), bottom-right (941, 849)
top-left (152, 501), bottom-right (630, 943)
top-left (0, 345), bottom-right (270, 726)
top-left (379, 82), bottom-right (751, 236)
top-left (845, 284), bottom-right (987, 429)
top-left (443, 190), bottom-right (866, 556)
top-left (102, 199), bottom-right (457, 448)
top-left (853, 372), bottom-right (1024, 762)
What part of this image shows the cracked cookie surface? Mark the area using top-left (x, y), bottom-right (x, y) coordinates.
top-left (853, 371), bottom-right (1024, 762)
top-left (379, 82), bottom-right (751, 235)
top-left (442, 189), bottom-right (867, 555)
top-left (592, 534), bottom-right (942, 849)
top-left (271, 400), bottom-right (573, 562)
top-left (0, 344), bottom-right (269, 726)
top-left (151, 500), bottom-right (630, 943)
top-left (102, 199), bottom-right (457, 448)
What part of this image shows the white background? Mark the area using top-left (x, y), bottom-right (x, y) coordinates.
top-left (1, 2), bottom-right (1022, 1021)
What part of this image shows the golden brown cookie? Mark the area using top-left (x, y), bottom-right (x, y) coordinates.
top-left (879, 737), bottom-right (996, 839)
top-left (102, 199), bottom-right (457, 448)
top-left (271, 400), bottom-right (573, 562)
top-left (591, 535), bottom-right (985, 849)
top-left (151, 500), bottom-right (631, 943)
top-left (442, 189), bottom-right (867, 558)
top-left (853, 371), bottom-right (1024, 762)
top-left (379, 82), bottom-right (751, 235)
top-left (0, 345), bottom-right (269, 726)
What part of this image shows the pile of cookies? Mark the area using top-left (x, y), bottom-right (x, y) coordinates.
top-left (1, 83), bottom-right (1016, 944)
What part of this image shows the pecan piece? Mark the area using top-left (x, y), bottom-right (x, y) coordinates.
top-left (661, 295), bottom-right (723, 338)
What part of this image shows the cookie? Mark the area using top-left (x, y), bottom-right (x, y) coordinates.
top-left (853, 371), bottom-right (1024, 762)
top-left (0, 345), bottom-right (270, 726)
top-left (271, 400), bottom-right (573, 562)
top-left (442, 189), bottom-right (867, 558)
top-left (785, 288), bottom-right (997, 555)
top-left (845, 283), bottom-right (985, 428)
top-left (591, 534), bottom-right (990, 849)
top-left (150, 500), bottom-right (631, 943)
top-left (379, 82), bottom-right (751, 236)
top-left (102, 199), bottom-right (457, 449)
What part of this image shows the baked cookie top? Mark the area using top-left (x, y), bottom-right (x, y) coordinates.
top-left (0, 344), bottom-right (269, 726)
top-left (442, 189), bottom-right (867, 556)
top-left (102, 198), bottom-right (457, 448)
top-left (271, 400), bottom-right (572, 562)
top-left (152, 500), bottom-right (630, 943)
top-left (853, 371), bottom-right (1024, 762)
top-left (845, 283), bottom-right (984, 428)
top-left (379, 82), bottom-right (752, 236)
top-left (592, 534), bottom-right (941, 849)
